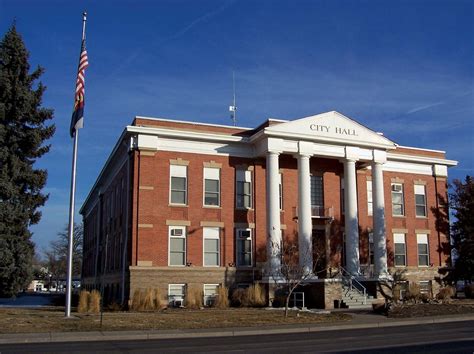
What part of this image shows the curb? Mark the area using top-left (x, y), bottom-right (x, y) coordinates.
top-left (0, 315), bottom-right (473, 345)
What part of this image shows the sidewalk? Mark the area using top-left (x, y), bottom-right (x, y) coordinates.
top-left (1, 312), bottom-right (473, 344)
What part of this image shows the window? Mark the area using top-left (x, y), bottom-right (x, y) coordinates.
top-left (369, 232), bottom-right (374, 265)
top-left (394, 233), bottom-right (406, 266)
top-left (236, 229), bottom-right (252, 267)
top-left (168, 284), bottom-right (185, 306)
top-left (414, 185), bottom-right (427, 217)
top-left (169, 226), bottom-right (186, 266)
top-left (367, 180), bottom-right (373, 216)
top-left (203, 284), bottom-right (219, 306)
top-left (417, 233), bottom-right (429, 266)
top-left (310, 175), bottom-right (324, 207)
top-left (236, 170), bottom-right (252, 209)
top-left (204, 167), bottom-right (220, 206)
top-left (203, 227), bottom-right (220, 266)
top-left (279, 173), bottom-right (283, 210)
top-left (170, 165), bottom-right (187, 205)
top-left (391, 183), bottom-right (404, 216)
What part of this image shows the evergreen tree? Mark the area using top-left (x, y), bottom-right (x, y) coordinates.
top-left (450, 176), bottom-right (474, 281)
top-left (0, 25), bottom-right (55, 296)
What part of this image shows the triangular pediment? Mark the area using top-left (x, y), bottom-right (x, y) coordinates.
top-left (265, 111), bottom-right (396, 149)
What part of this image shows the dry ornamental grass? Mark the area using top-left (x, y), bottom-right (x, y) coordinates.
top-left (0, 307), bottom-right (350, 334)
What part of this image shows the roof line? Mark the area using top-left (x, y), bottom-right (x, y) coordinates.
top-left (396, 145), bottom-right (446, 154)
top-left (134, 116), bottom-right (251, 130)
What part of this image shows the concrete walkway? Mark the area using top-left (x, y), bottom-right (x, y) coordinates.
top-left (0, 312), bottom-right (473, 345)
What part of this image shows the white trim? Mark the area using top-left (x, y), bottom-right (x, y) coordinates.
top-left (203, 227), bottom-right (220, 267)
top-left (263, 129), bottom-right (396, 150)
top-left (127, 126), bottom-right (248, 143)
top-left (387, 152), bottom-right (457, 166)
top-left (135, 115), bottom-right (251, 131)
top-left (235, 228), bottom-right (253, 267)
top-left (169, 165), bottom-right (187, 206)
top-left (156, 137), bottom-right (254, 158)
top-left (203, 168), bottom-right (220, 207)
top-left (168, 226), bottom-right (186, 267)
top-left (416, 233), bottom-right (430, 267)
top-left (383, 161), bottom-right (433, 175)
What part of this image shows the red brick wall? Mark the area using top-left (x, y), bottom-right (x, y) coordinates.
top-left (130, 151), bottom-right (450, 271)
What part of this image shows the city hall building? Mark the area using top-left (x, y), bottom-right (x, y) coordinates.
top-left (80, 111), bottom-right (457, 308)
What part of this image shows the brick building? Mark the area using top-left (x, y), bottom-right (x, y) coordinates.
top-left (80, 111), bottom-right (457, 308)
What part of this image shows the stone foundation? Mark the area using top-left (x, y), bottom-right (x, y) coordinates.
top-left (129, 266), bottom-right (259, 296)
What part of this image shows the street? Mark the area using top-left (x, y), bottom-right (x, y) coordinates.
top-left (0, 320), bottom-right (472, 353)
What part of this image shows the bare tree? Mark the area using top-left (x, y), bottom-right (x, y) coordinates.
top-left (267, 236), bottom-right (324, 317)
top-left (44, 223), bottom-right (83, 289)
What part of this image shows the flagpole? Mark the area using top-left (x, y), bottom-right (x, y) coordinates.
top-left (65, 11), bottom-right (87, 318)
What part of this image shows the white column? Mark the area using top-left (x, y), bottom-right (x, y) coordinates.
top-left (297, 154), bottom-right (313, 274)
top-left (266, 151), bottom-right (281, 275)
top-left (372, 161), bottom-right (388, 277)
top-left (343, 158), bottom-right (360, 275)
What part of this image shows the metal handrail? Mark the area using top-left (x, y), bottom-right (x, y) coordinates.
top-left (339, 267), bottom-right (367, 305)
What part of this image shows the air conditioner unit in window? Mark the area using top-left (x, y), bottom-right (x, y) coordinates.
top-left (238, 230), bottom-right (251, 239)
top-left (392, 184), bottom-right (402, 192)
top-left (170, 298), bottom-right (184, 307)
top-left (171, 228), bottom-right (183, 236)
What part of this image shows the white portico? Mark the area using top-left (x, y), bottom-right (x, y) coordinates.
top-left (253, 111), bottom-right (397, 277)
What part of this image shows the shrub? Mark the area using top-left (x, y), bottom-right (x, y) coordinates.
top-left (106, 301), bottom-right (122, 312)
top-left (130, 289), bottom-right (143, 311)
top-left (213, 285), bottom-right (229, 308)
top-left (143, 288), bottom-right (155, 311)
top-left (404, 283), bottom-right (422, 303)
top-left (436, 286), bottom-right (455, 302)
top-left (78, 290), bottom-right (90, 313)
top-left (392, 284), bottom-right (401, 304)
top-left (186, 287), bottom-right (203, 309)
top-left (89, 290), bottom-right (101, 314)
top-left (231, 288), bottom-right (247, 307)
top-left (465, 284), bottom-right (474, 299)
top-left (246, 284), bottom-right (266, 307)
top-left (153, 288), bottom-right (165, 310)
top-left (372, 300), bottom-right (387, 314)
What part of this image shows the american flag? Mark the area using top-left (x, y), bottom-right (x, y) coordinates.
top-left (70, 39), bottom-right (89, 137)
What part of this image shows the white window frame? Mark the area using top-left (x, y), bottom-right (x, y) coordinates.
top-left (236, 228), bottom-right (253, 267)
top-left (169, 165), bottom-right (187, 205)
top-left (203, 167), bottom-right (220, 207)
top-left (236, 170), bottom-right (252, 209)
top-left (391, 183), bottom-right (405, 216)
top-left (367, 180), bottom-right (373, 216)
top-left (203, 284), bottom-right (219, 306)
top-left (394, 233), bottom-right (406, 267)
top-left (414, 184), bottom-right (427, 218)
top-left (417, 233), bottom-right (430, 267)
top-left (168, 284), bottom-right (185, 306)
top-left (203, 227), bottom-right (220, 267)
top-left (168, 226), bottom-right (186, 266)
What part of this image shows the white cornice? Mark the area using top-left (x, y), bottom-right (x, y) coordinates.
top-left (263, 129), bottom-right (396, 150)
top-left (127, 125), bottom-right (249, 144)
top-left (387, 152), bottom-right (458, 166)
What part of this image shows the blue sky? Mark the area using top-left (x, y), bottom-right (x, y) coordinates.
top-left (1, 0), bottom-right (473, 253)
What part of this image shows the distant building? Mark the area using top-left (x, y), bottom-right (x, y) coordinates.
top-left (80, 111), bottom-right (456, 308)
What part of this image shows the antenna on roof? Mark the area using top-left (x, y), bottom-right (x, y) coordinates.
top-left (229, 71), bottom-right (237, 126)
